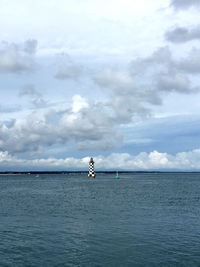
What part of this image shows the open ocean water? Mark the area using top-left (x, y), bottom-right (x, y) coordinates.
top-left (0, 172), bottom-right (200, 267)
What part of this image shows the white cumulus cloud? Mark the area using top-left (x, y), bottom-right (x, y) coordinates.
top-left (1, 149), bottom-right (200, 171)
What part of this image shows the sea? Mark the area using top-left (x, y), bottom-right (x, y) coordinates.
top-left (0, 172), bottom-right (200, 267)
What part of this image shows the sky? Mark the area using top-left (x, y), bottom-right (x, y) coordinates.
top-left (0, 0), bottom-right (200, 171)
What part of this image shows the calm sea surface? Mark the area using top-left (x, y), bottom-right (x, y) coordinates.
top-left (0, 172), bottom-right (200, 267)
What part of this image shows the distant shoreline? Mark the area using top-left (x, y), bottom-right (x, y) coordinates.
top-left (0, 171), bottom-right (200, 175)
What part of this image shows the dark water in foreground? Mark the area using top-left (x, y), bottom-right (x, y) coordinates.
top-left (0, 173), bottom-right (200, 267)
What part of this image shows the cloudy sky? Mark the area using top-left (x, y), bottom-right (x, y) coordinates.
top-left (1, 0), bottom-right (200, 171)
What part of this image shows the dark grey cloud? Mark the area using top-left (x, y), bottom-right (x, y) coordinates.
top-left (130, 47), bottom-right (172, 75)
top-left (0, 99), bottom-right (122, 155)
top-left (132, 46), bottom-right (200, 75)
top-left (19, 84), bottom-right (47, 108)
top-left (0, 39), bottom-right (37, 73)
top-left (94, 69), bottom-right (156, 123)
top-left (155, 72), bottom-right (198, 93)
top-left (59, 101), bottom-right (122, 150)
top-left (19, 84), bottom-right (41, 97)
top-left (55, 65), bottom-right (82, 80)
top-left (94, 46), bottom-right (200, 124)
top-left (171, 0), bottom-right (200, 10)
top-left (176, 48), bottom-right (200, 74)
top-left (165, 26), bottom-right (200, 43)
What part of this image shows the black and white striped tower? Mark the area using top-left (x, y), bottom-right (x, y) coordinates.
top-left (88, 157), bottom-right (96, 178)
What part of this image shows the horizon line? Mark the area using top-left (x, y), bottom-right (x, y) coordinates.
top-left (1, 170), bottom-right (200, 174)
